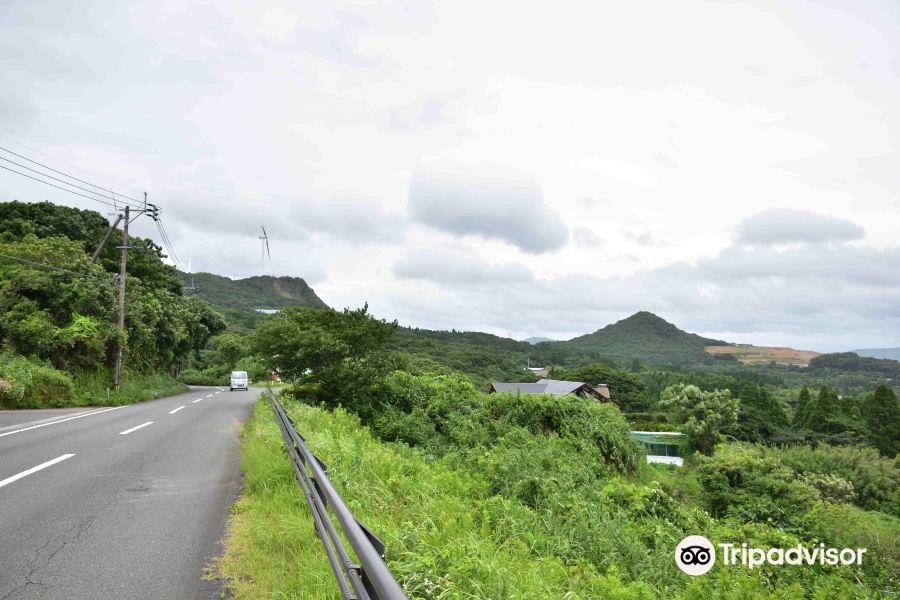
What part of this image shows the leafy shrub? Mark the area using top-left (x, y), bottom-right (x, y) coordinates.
top-left (624, 411), bottom-right (669, 431)
top-left (0, 352), bottom-right (74, 408)
top-left (798, 473), bottom-right (857, 505)
top-left (696, 444), bottom-right (819, 530)
top-left (766, 444), bottom-right (899, 515)
top-left (802, 502), bottom-right (900, 588)
top-left (178, 367), bottom-right (227, 386)
top-left (371, 371), bottom-right (643, 474)
top-left (71, 369), bottom-right (187, 406)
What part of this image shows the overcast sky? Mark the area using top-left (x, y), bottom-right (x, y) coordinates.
top-left (1, 0), bottom-right (898, 351)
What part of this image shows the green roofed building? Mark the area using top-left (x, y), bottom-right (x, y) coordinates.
top-left (630, 431), bottom-right (685, 466)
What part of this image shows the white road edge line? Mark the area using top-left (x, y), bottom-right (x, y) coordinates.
top-left (0, 454), bottom-right (75, 489)
top-left (193, 398), bottom-right (202, 403)
top-left (119, 421), bottom-right (154, 435)
top-left (169, 406), bottom-right (185, 414)
top-left (0, 406), bottom-right (127, 438)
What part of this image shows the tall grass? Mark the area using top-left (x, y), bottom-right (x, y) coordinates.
top-left (0, 350), bottom-right (187, 408)
top-left (219, 398), bottom-right (884, 599)
top-left (218, 399), bottom-right (655, 599)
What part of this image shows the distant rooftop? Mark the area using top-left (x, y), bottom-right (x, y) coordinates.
top-left (490, 379), bottom-right (611, 402)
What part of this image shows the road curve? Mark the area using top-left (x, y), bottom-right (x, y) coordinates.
top-left (0, 386), bottom-right (260, 600)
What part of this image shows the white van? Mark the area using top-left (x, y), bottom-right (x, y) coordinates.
top-left (230, 370), bottom-right (249, 391)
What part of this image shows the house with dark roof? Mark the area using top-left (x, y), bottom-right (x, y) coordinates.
top-left (490, 379), bottom-right (612, 402)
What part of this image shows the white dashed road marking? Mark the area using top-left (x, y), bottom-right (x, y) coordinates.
top-left (0, 406), bottom-right (127, 438)
top-left (0, 454), bottom-right (75, 489)
top-left (119, 422), bottom-right (154, 435)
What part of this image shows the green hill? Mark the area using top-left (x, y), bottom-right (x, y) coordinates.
top-left (186, 272), bottom-right (328, 310)
top-left (546, 311), bottom-right (729, 365)
top-left (390, 327), bottom-right (549, 388)
top-left (809, 352), bottom-right (900, 380)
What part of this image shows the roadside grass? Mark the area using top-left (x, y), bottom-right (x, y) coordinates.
top-left (72, 370), bottom-right (188, 406)
top-left (0, 350), bottom-right (187, 409)
top-left (217, 397), bottom-right (655, 599)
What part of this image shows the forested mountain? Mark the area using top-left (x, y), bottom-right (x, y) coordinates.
top-left (186, 272), bottom-right (328, 310)
top-left (545, 311), bottom-right (729, 365)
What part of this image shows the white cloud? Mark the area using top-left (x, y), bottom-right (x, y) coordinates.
top-left (408, 161), bottom-right (568, 253)
top-left (736, 209), bottom-right (865, 246)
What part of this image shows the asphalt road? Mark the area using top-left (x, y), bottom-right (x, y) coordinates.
top-left (0, 385), bottom-right (261, 600)
top-left (0, 408), bottom-right (99, 431)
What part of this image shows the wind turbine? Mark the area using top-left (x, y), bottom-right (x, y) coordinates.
top-left (185, 258), bottom-right (197, 294)
top-left (259, 226), bottom-right (271, 267)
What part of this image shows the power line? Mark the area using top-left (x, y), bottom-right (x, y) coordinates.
top-left (0, 132), bottom-right (146, 201)
top-left (0, 154), bottom-right (142, 210)
top-left (0, 145), bottom-right (145, 210)
top-left (155, 216), bottom-right (182, 270)
top-left (0, 164), bottom-right (126, 210)
top-left (2, 160), bottom-right (182, 272)
top-left (0, 252), bottom-right (114, 283)
top-left (0, 137), bottom-right (187, 277)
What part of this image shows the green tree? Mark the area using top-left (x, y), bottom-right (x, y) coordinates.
top-left (734, 384), bottom-right (788, 442)
top-left (803, 386), bottom-right (840, 433)
top-left (794, 385), bottom-right (811, 427)
top-left (0, 222), bottom-right (224, 377)
top-left (252, 304), bottom-right (399, 408)
top-left (557, 361), bottom-right (649, 411)
top-left (801, 385), bottom-right (864, 436)
top-left (861, 384), bottom-right (900, 457)
top-left (211, 333), bottom-right (246, 368)
top-left (658, 383), bottom-right (738, 455)
top-left (0, 200), bottom-right (182, 294)
top-left (0, 235), bottom-right (119, 369)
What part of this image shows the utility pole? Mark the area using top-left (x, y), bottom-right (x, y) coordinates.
top-left (113, 204), bottom-right (130, 389)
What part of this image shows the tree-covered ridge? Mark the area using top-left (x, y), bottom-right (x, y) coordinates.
top-left (389, 326), bottom-right (558, 388)
top-left (546, 310), bottom-right (731, 365)
top-left (810, 351), bottom-right (900, 379)
top-left (186, 271), bottom-right (328, 310)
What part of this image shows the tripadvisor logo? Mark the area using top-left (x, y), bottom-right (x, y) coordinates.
top-left (675, 535), bottom-right (868, 576)
top-left (675, 535), bottom-right (716, 576)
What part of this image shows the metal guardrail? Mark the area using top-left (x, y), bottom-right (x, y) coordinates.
top-left (269, 393), bottom-right (409, 600)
